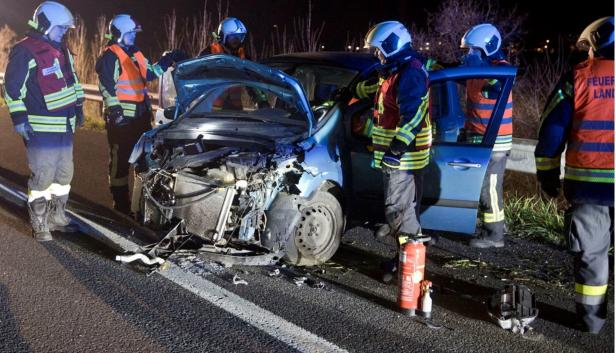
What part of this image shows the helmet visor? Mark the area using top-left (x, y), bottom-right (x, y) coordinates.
top-left (225, 33), bottom-right (245, 48)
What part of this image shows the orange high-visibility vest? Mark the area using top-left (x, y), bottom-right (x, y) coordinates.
top-left (465, 60), bottom-right (513, 151)
top-left (565, 58), bottom-right (614, 182)
top-left (107, 44), bottom-right (148, 103)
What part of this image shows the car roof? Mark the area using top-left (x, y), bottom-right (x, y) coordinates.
top-left (262, 51), bottom-right (380, 74)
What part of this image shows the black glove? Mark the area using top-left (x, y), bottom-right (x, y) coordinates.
top-left (158, 51), bottom-right (175, 71)
top-left (388, 137), bottom-right (408, 156)
top-left (537, 169), bottom-right (561, 198)
top-left (104, 105), bottom-right (125, 127)
top-left (159, 49), bottom-right (189, 71)
top-left (540, 178), bottom-right (561, 198)
top-left (170, 49), bottom-right (189, 62)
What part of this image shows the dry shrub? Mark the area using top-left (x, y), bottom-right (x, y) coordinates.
top-left (0, 25), bottom-right (17, 72)
top-left (513, 39), bottom-right (570, 138)
top-left (83, 100), bottom-right (105, 131)
top-left (413, 0), bottom-right (526, 64)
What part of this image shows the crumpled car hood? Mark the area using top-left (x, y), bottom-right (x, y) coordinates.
top-left (173, 54), bottom-right (315, 131)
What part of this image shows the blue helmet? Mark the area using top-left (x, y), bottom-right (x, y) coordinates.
top-left (217, 17), bottom-right (247, 45)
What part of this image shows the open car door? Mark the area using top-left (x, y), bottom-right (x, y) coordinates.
top-left (420, 65), bottom-right (517, 234)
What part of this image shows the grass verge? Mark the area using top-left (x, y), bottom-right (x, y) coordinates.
top-left (83, 100), bottom-right (105, 131)
top-left (504, 192), bottom-right (566, 247)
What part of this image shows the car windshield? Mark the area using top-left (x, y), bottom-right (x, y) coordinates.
top-left (267, 63), bottom-right (358, 107)
top-left (185, 82), bottom-right (309, 129)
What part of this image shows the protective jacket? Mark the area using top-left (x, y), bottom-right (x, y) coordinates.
top-left (96, 42), bottom-right (165, 118)
top-left (4, 31), bottom-right (83, 133)
top-left (371, 49), bottom-right (432, 170)
top-left (535, 57), bottom-right (614, 205)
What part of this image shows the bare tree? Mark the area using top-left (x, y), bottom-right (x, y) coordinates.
top-left (513, 38), bottom-right (570, 138)
top-left (185, 3), bottom-right (214, 56)
top-left (164, 9), bottom-right (181, 51)
top-left (66, 16), bottom-right (98, 84)
top-left (415, 0), bottom-right (526, 64)
top-left (293, 0), bottom-right (325, 52)
top-left (266, 24), bottom-right (294, 57)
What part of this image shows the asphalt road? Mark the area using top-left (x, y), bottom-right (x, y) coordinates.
top-left (0, 109), bottom-right (613, 352)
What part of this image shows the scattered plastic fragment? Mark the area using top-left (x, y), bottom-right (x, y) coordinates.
top-left (116, 253), bottom-right (165, 266)
top-left (293, 276), bottom-right (308, 286)
top-left (232, 274), bottom-right (248, 285)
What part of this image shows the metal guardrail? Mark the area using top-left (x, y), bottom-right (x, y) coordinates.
top-left (506, 138), bottom-right (566, 177)
top-left (0, 72), bottom-right (159, 109)
top-left (0, 73), bottom-right (554, 175)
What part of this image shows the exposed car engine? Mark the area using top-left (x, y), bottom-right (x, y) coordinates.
top-left (135, 137), bottom-right (305, 254)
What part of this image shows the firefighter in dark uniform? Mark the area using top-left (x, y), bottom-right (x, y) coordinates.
top-left (363, 21), bottom-right (432, 280)
top-left (4, 1), bottom-right (83, 241)
top-left (95, 14), bottom-right (183, 214)
top-left (535, 17), bottom-right (614, 334)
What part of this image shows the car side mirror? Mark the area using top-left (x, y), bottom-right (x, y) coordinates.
top-left (164, 106), bottom-right (176, 120)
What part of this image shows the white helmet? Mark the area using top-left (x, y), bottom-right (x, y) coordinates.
top-left (364, 21), bottom-right (412, 58)
top-left (577, 16), bottom-right (614, 52)
top-left (28, 1), bottom-right (75, 35)
top-left (108, 14), bottom-right (142, 43)
top-left (461, 23), bottom-right (502, 57)
top-left (217, 17), bottom-right (247, 44)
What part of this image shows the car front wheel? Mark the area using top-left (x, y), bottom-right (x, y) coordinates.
top-left (283, 191), bottom-right (343, 266)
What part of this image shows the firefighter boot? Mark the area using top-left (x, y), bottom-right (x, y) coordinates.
top-left (28, 197), bottom-right (52, 242)
top-left (49, 195), bottom-right (80, 233)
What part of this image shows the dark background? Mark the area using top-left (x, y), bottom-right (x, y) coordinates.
top-left (0, 0), bottom-right (613, 55)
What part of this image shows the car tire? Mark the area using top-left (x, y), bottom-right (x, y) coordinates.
top-left (283, 191), bottom-right (343, 267)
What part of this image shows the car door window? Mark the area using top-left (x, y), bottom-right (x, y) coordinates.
top-left (430, 78), bottom-right (508, 145)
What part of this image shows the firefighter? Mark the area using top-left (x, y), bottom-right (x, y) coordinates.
top-left (348, 60), bottom-right (439, 241)
top-left (535, 17), bottom-right (614, 334)
top-left (96, 14), bottom-right (184, 214)
top-left (460, 23), bottom-right (514, 248)
top-left (363, 21), bottom-right (432, 280)
top-left (4, 1), bottom-right (83, 241)
top-left (199, 17), bottom-right (268, 110)
top-left (200, 17), bottom-right (248, 58)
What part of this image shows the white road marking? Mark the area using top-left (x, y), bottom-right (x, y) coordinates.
top-left (0, 181), bottom-right (141, 253)
top-left (164, 265), bottom-right (348, 353)
top-left (0, 179), bottom-right (349, 353)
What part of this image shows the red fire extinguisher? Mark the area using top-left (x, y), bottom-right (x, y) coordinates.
top-left (398, 237), bottom-right (430, 316)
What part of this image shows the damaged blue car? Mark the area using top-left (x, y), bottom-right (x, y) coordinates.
top-left (132, 52), bottom-right (517, 266)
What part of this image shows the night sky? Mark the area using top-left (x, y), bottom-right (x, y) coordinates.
top-left (0, 0), bottom-right (613, 55)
